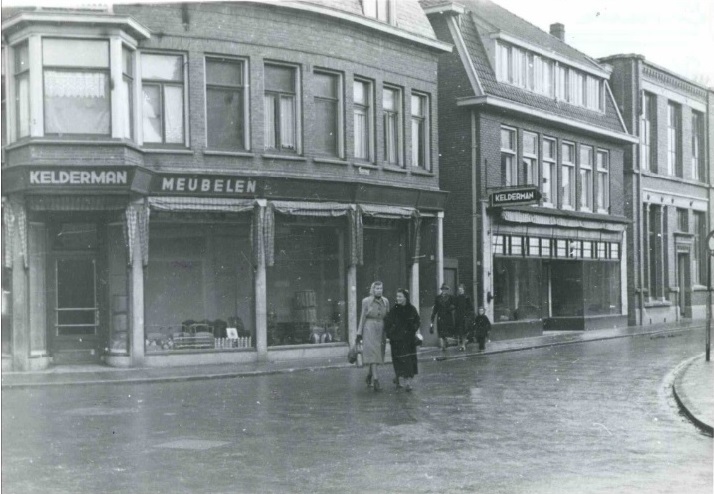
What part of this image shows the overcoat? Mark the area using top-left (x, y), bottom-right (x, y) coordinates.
top-left (357, 295), bottom-right (389, 364)
top-left (431, 293), bottom-right (455, 338)
top-left (385, 303), bottom-right (420, 379)
top-left (454, 293), bottom-right (474, 338)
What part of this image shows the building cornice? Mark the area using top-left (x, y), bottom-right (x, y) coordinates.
top-left (642, 64), bottom-right (707, 100)
top-left (457, 95), bottom-right (638, 143)
top-left (1, 11), bottom-right (151, 40)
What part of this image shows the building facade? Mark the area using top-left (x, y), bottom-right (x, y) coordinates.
top-left (600, 55), bottom-right (713, 326)
top-left (1, 1), bottom-right (451, 370)
top-left (422, 0), bottom-right (637, 340)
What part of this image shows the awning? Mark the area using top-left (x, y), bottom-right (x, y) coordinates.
top-left (360, 204), bottom-right (416, 219)
top-left (148, 197), bottom-right (255, 213)
top-left (501, 210), bottom-right (626, 232)
top-left (271, 201), bottom-right (352, 217)
top-left (25, 195), bottom-right (128, 211)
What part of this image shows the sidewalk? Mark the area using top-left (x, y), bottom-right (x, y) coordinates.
top-left (672, 354), bottom-right (714, 436)
top-left (1, 320), bottom-right (706, 389)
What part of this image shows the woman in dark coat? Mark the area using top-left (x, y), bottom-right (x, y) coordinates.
top-left (473, 306), bottom-right (491, 351)
top-left (453, 283), bottom-right (474, 351)
top-left (385, 288), bottom-right (420, 392)
top-left (430, 283), bottom-right (455, 350)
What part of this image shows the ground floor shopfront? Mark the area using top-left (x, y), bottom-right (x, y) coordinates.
top-left (1, 170), bottom-right (445, 371)
top-left (481, 208), bottom-right (628, 340)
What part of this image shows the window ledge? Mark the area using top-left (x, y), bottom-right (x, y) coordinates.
top-left (411, 168), bottom-right (435, 177)
top-left (644, 300), bottom-right (671, 308)
top-left (5, 138), bottom-right (142, 152)
top-left (314, 157), bottom-right (349, 166)
top-left (203, 150), bottom-right (254, 157)
top-left (383, 165), bottom-right (408, 174)
top-left (262, 153), bottom-right (307, 162)
top-left (353, 162), bottom-right (379, 169)
top-left (692, 284), bottom-right (709, 292)
top-left (143, 148), bottom-right (194, 155)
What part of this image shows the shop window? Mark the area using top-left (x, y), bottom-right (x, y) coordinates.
top-left (383, 85), bottom-right (402, 166)
top-left (556, 239), bottom-right (567, 257)
top-left (511, 236), bottom-right (523, 255)
top-left (596, 150), bottom-right (609, 213)
top-left (14, 41), bottom-right (30, 138)
top-left (411, 92), bottom-right (429, 170)
top-left (610, 243), bottom-right (619, 260)
top-left (492, 234), bottom-right (505, 255)
top-left (583, 241), bottom-right (593, 259)
top-left (583, 262), bottom-right (621, 315)
top-left (43, 38), bottom-right (110, 135)
top-left (141, 53), bottom-right (186, 145)
top-left (145, 223), bottom-right (254, 352)
top-left (264, 63), bottom-right (299, 152)
top-left (493, 258), bottom-right (543, 322)
top-left (522, 131), bottom-right (538, 186)
top-left (528, 237), bottom-right (540, 256)
top-left (667, 102), bottom-right (682, 177)
top-left (501, 127), bottom-right (517, 186)
top-left (569, 240), bottom-right (581, 259)
top-left (314, 70), bottom-right (343, 157)
top-left (561, 142), bottom-right (575, 208)
top-left (353, 78), bottom-right (372, 161)
top-left (51, 223), bottom-right (98, 250)
top-left (597, 242), bottom-right (606, 259)
top-left (579, 145), bottom-right (593, 212)
top-left (206, 57), bottom-right (247, 151)
top-left (268, 220), bottom-right (346, 346)
top-left (551, 261), bottom-right (583, 316)
top-left (542, 137), bottom-right (556, 207)
top-left (358, 224), bottom-right (407, 304)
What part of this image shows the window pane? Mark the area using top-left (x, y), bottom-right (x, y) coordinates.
top-left (264, 94), bottom-right (277, 149)
top-left (411, 94), bottom-right (424, 116)
top-left (597, 150), bottom-right (608, 170)
top-left (562, 166), bottom-right (572, 206)
top-left (280, 95), bottom-right (295, 149)
top-left (44, 71), bottom-right (110, 134)
top-left (501, 128), bottom-right (514, 150)
top-left (562, 143), bottom-right (573, 163)
top-left (354, 109), bottom-right (368, 159)
top-left (121, 77), bottom-right (133, 139)
top-left (315, 97), bottom-right (338, 155)
top-left (163, 85), bottom-right (184, 143)
top-left (385, 112), bottom-right (398, 164)
top-left (383, 87), bottom-right (395, 111)
top-left (14, 42), bottom-right (29, 73)
top-left (122, 46), bottom-right (133, 76)
top-left (142, 85), bottom-right (162, 143)
top-left (412, 118), bottom-right (424, 167)
top-left (265, 65), bottom-right (294, 93)
top-left (207, 88), bottom-right (244, 150)
top-left (15, 74), bottom-right (30, 138)
top-left (493, 258), bottom-right (543, 321)
top-left (141, 54), bottom-right (184, 81)
top-left (543, 139), bottom-right (554, 160)
top-left (206, 59), bottom-right (242, 86)
top-left (354, 80), bottom-right (367, 105)
top-left (580, 146), bottom-right (593, 168)
top-left (43, 39), bottom-right (108, 68)
top-left (523, 132), bottom-right (537, 155)
top-left (314, 72), bottom-right (337, 99)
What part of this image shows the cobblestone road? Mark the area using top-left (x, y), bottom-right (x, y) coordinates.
top-left (2, 328), bottom-right (711, 493)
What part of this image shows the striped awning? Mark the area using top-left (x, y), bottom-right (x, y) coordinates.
top-left (360, 204), bottom-right (416, 219)
top-left (25, 195), bottom-right (128, 211)
top-left (271, 201), bottom-right (351, 217)
top-left (148, 197), bottom-right (255, 213)
top-left (501, 210), bottom-right (627, 232)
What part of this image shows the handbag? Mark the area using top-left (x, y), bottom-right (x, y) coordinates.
top-left (414, 331), bottom-right (423, 347)
top-left (348, 344), bottom-right (361, 364)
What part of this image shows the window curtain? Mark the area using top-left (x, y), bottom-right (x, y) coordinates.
top-left (44, 71), bottom-right (109, 134)
top-left (264, 95), bottom-right (277, 149)
top-left (354, 109), bottom-right (367, 159)
top-left (163, 86), bottom-right (184, 144)
top-left (280, 96), bottom-right (295, 149)
top-left (2, 198), bottom-right (28, 269)
top-left (16, 75), bottom-right (30, 138)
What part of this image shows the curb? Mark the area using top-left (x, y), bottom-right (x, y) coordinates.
top-left (1, 324), bottom-right (701, 389)
top-left (671, 354), bottom-right (714, 437)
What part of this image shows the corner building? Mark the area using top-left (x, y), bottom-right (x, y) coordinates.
top-left (600, 55), bottom-right (713, 326)
top-left (422, 0), bottom-right (637, 339)
top-left (0, 1), bottom-right (451, 370)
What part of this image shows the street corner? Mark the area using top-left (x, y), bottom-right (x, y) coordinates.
top-left (672, 354), bottom-right (714, 437)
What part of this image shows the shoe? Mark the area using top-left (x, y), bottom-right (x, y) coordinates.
top-left (405, 384), bottom-right (412, 392)
top-left (393, 377), bottom-right (402, 389)
top-left (373, 379), bottom-right (381, 392)
top-left (366, 373), bottom-right (372, 387)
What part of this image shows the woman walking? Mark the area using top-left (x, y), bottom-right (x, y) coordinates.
top-left (385, 289), bottom-right (420, 392)
top-left (356, 281), bottom-right (389, 391)
top-left (430, 283), bottom-right (455, 350)
top-left (454, 283), bottom-right (474, 351)
top-left (474, 307), bottom-right (491, 351)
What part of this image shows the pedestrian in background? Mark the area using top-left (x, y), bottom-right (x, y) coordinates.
top-left (454, 283), bottom-right (474, 351)
top-left (430, 283), bottom-right (455, 350)
top-left (473, 306), bottom-right (491, 351)
top-left (385, 288), bottom-right (420, 392)
top-left (357, 281), bottom-right (389, 392)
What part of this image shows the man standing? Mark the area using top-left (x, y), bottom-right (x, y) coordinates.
top-left (430, 284), bottom-right (455, 350)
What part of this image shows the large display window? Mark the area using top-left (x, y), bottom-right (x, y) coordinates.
top-left (267, 218), bottom-right (346, 346)
top-left (493, 258), bottom-right (544, 322)
top-left (145, 220), bottom-right (254, 352)
top-left (357, 222), bottom-right (407, 303)
top-left (551, 260), bottom-right (621, 317)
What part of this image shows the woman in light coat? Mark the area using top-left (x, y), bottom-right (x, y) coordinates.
top-left (357, 281), bottom-right (389, 392)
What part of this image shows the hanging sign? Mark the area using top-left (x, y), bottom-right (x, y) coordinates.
top-left (489, 186), bottom-right (541, 207)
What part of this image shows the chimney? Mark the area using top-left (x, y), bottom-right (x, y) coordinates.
top-left (550, 23), bottom-right (565, 42)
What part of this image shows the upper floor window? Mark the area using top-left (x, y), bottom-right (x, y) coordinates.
top-left (206, 57), bottom-right (248, 151)
top-left (676, 208), bottom-right (688, 232)
top-left (667, 101), bottom-right (681, 177)
top-left (561, 142), bottom-right (575, 208)
top-left (13, 41), bottom-right (30, 139)
top-left (501, 127), bottom-right (517, 186)
top-left (579, 145), bottom-right (593, 211)
top-left (313, 70), bottom-right (343, 158)
top-left (556, 64), bottom-right (602, 111)
top-left (383, 85), bottom-right (402, 166)
top-left (522, 132), bottom-right (539, 185)
top-left (142, 53), bottom-right (185, 145)
top-left (692, 111), bottom-right (704, 181)
top-left (542, 137), bottom-right (556, 207)
top-left (362, 0), bottom-right (395, 24)
top-left (411, 92), bottom-right (429, 170)
top-left (496, 42), bottom-right (553, 97)
top-left (121, 47), bottom-right (134, 140)
top-left (641, 92), bottom-right (655, 172)
top-left (354, 79), bottom-right (372, 161)
top-left (264, 63), bottom-right (298, 152)
top-left (43, 38), bottom-right (110, 136)
top-left (596, 150), bottom-right (609, 213)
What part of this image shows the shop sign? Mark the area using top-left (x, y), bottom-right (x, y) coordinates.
top-left (153, 174), bottom-right (260, 196)
top-left (490, 186), bottom-right (541, 207)
top-left (29, 169), bottom-right (129, 186)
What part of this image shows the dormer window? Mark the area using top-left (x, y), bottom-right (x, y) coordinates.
top-left (362, 0), bottom-right (396, 25)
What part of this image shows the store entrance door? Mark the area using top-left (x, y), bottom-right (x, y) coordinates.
top-left (677, 253), bottom-right (690, 317)
top-left (49, 255), bottom-right (102, 364)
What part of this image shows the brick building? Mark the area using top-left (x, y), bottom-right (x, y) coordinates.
top-left (0, 1), bottom-right (451, 370)
top-left (421, 0), bottom-right (637, 339)
top-left (599, 55), bottom-right (713, 325)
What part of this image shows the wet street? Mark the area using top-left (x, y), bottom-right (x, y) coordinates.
top-left (2, 329), bottom-right (712, 494)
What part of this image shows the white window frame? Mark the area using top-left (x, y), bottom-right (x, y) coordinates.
top-left (501, 126), bottom-right (517, 186)
top-left (542, 137), bottom-right (557, 207)
top-left (204, 55), bottom-right (250, 152)
top-left (353, 77), bottom-right (374, 162)
top-left (561, 141), bottom-right (575, 209)
top-left (383, 84), bottom-right (403, 167)
top-left (596, 149), bottom-right (609, 214)
top-left (12, 40), bottom-right (31, 140)
top-left (263, 61), bottom-right (302, 154)
top-left (410, 91), bottom-right (430, 171)
top-left (522, 131), bottom-right (539, 186)
top-left (362, 0), bottom-right (396, 25)
top-left (640, 92), bottom-right (654, 172)
top-left (313, 68), bottom-right (344, 158)
top-left (579, 144), bottom-right (594, 212)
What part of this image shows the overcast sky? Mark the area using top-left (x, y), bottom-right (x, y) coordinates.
top-left (494, 0), bottom-right (714, 85)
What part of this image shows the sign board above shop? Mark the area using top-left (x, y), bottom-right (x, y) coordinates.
top-left (151, 174), bottom-right (262, 196)
top-left (0, 166), bottom-right (149, 195)
top-left (489, 186), bottom-right (541, 208)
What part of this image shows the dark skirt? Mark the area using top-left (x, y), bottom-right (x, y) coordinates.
top-left (390, 338), bottom-right (418, 378)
